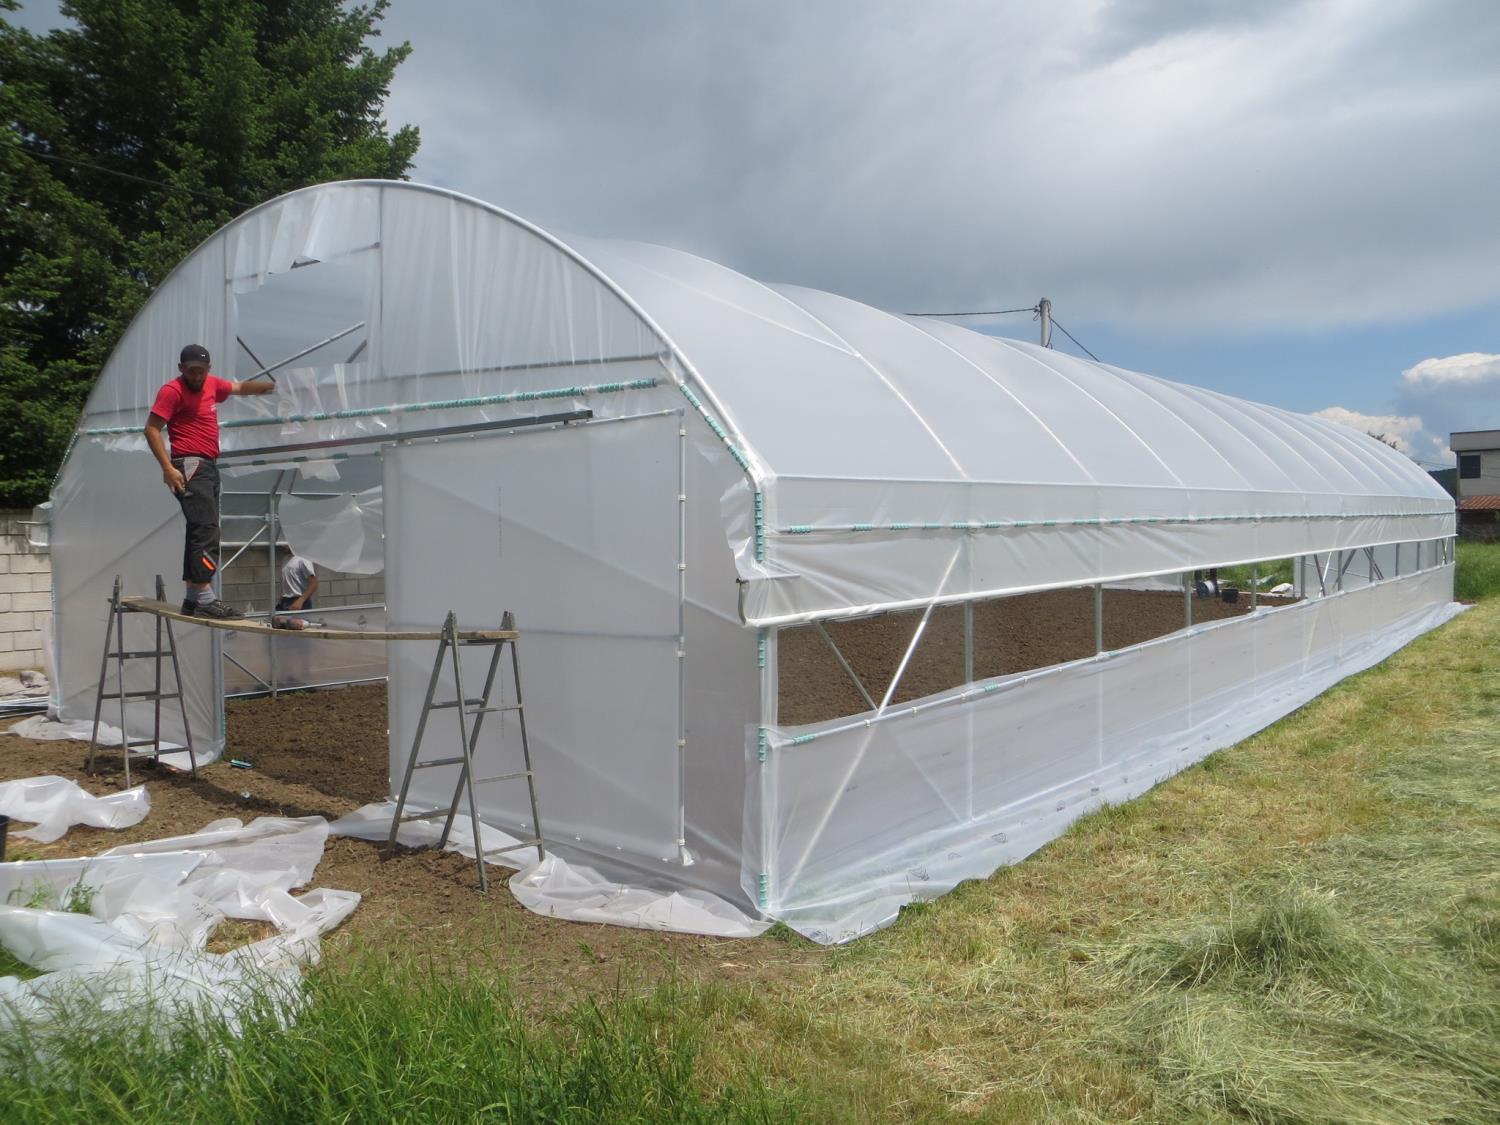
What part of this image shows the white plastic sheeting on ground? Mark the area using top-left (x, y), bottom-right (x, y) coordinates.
top-left (330, 802), bottom-right (767, 939)
top-left (5, 714), bottom-right (206, 771)
top-left (46, 180), bottom-right (1458, 941)
top-left (0, 776), bottom-right (150, 843)
top-left (0, 670), bottom-right (49, 710)
top-left (0, 812), bottom-right (358, 1036)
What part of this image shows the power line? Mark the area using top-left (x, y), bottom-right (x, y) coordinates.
top-left (905, 305), bottom-right (1038, 317)
top-left (1050, 317), bottom-right (1100, 362)
top-left (14, 144), bottom-right (257, 209)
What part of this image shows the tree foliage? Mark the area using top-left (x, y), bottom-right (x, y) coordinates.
top-left (0, 0), bottom-right (418, 506)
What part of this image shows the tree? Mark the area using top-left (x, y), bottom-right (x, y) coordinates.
top-left (0, 0), bottom-right (419, 506)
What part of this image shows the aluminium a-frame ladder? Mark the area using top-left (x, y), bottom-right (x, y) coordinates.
top-left (387, 610), bottom-right (545, 892)
top-left (86, 574), bottom-right (198, 786)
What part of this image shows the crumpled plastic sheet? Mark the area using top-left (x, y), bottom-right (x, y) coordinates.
top-left (0, 670), bottom-right (48, 702)
top-left (4, 714), bottom-right (210, 772)
top-left (330, 802), bottom-right (767, 939)
top-left (0, 810), bottom-right (359, 1041)
top-left (0, 775), bottom-right (151, 844)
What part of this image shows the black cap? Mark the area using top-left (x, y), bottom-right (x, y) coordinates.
top-left (180, 344), bottom-right (210, 364)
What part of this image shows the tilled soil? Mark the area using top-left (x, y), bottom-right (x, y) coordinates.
top-left (778, 586), bottom-right (1262, 725)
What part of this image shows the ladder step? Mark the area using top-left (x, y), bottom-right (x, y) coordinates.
top-left (481, 838), bottom-right (543, 856)
top-left (473, 770), bottom-right (531, 785)
top-left (101, 690), bottom-right (181, 700)
top-left (117, 650), bottom-right (172, 659)
top-left (465, 704), bottom-right (521, 716)
top-left (427, 698), bottom-right (488, 710)
top-left (398, 808), bottom-right (457, 823)
top-left (411, 756), bottom-right (465, 769)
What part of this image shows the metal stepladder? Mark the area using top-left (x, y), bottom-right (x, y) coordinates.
top-left (388, 611), bottom-right (544, 891)
top-left (86, 575), bottom-right (197, 785)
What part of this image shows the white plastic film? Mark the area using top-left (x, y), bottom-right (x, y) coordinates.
top-left (50, 440), bottom-right (220, 759)
top-left (0, 776), bottom-right (150, 844)
top-left (277, 486), bottom-right (384, 574)
top-left (384, 417), bottom-right (683, 866)
top-left (753, 566), bottom-right (1460, 942)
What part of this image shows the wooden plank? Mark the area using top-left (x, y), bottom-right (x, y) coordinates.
top-left (119, 598), bottom-right (516, 642)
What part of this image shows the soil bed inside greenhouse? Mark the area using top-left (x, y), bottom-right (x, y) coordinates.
top-left (777, 585), bottom-right (1270, 725)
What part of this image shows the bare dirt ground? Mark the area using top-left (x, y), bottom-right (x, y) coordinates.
top-left (1, 685), bottom-right (816, 993)
top-left (1, 586), bottom-right (1272, 988)
top-left (778, 585), bottom-right (1262, 725)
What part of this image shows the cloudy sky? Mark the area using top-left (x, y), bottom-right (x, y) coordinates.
top-left (15, 0), bottom-right (1500, 466)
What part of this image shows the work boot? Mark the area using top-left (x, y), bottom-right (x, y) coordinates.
top-left (185, 599), bottom-right (244, 620)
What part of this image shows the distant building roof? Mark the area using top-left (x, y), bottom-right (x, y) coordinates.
top-left (1458, 495), bottom-right (1500, 512)
top-left (1452, 430), bottom-right (1500, 452)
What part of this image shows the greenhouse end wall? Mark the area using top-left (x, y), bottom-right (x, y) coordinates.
top-left (751, 561), bottom-right (1458, 943)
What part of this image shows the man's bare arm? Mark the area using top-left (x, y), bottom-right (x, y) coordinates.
top-left (292, 572), bottom-right (319, 610)
top-left (145, 415), bottom-right (185, 494)
top-left (230, 379), bottom-right (276, 396)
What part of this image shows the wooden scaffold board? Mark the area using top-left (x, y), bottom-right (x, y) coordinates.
top-left (119, 597), bottom-right (517, 643)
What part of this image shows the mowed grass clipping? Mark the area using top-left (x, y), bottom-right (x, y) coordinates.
top-left (2, 575), bottom-right (1495, 1123)
top-left (683, 594), bottom-right (1500, 1121)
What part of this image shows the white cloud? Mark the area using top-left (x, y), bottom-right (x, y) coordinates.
top-left (1401, 352), bottom-right (1500, 388)
top-left (1313, 406), bottom-right (1424, 454)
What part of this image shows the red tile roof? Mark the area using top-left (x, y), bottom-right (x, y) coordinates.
top-left (1459, 495), bottom-right (1500, 511)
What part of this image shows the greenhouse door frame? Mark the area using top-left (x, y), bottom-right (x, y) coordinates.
top-left (380, 407), bottom-right (694, 867)
top-left (211, 408), bottom-right (594, 700)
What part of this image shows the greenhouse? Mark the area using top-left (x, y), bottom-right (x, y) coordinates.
top-left (46, 180), bottom-right (1459, 941)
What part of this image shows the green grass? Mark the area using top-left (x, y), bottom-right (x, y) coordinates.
top-left (0, 959), bottom-right (801, 1123)
top-left (1456, 538), bottom-right (1500, 601)
top-left (3, 598), bottom-right (1497, 1122)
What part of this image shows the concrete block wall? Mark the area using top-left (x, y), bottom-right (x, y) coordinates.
top-left (0, 509), bottom-right (51, 673)
top-left (218, 544), bottom-right (383, 614)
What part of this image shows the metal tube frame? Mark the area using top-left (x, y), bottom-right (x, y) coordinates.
top-left (1094, 583), bottom-right (1104, 654)
top-left (813, 620), bottom-right (877, 711)
top-left (675, 410), bottom-right (691, 864)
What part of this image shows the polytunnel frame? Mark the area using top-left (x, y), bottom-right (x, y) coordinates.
top-left (48, 179), bottom-right (1458, 935)
top-left (53, 181), bottom-right (777, 879)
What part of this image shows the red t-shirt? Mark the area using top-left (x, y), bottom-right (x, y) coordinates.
top-left (149, 375), bottom-right (233, 459)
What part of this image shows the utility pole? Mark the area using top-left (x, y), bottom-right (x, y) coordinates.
top-left (1038, 297), bottom-right (1052, 348)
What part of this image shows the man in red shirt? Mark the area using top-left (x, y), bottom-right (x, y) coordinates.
top-left (145, 344), bottom-right (275, 618)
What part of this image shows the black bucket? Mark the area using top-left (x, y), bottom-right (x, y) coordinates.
top-left (1221, 586), bottom-right (1240, 604)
